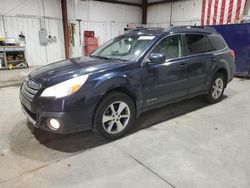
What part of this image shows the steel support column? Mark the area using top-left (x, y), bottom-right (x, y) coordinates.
top-left (142, 0), bottom-right (148, 24)
top-left (61, 0), bottom-right (70, 59)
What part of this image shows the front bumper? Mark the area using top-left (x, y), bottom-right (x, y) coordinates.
top-left (21, 104), bottom-right (38, 128)
top-left (20, 91), bottom-right (95, 134)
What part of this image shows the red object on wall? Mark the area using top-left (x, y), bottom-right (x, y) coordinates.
top-left (85, 45), bottom-right (98, 55)
top-left (84, 31), bottom-right (95, 37)
top-left (85, 37), bottom-right (98, 46)
top-left (84, 30), bottom-right (99, 56)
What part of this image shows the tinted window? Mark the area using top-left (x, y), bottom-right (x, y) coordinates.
top-left (209, 35), bottom-right (226, 51)
top-left (186, 34), bottom-right (212, 55)
top-left (152, 35), bottom-right (182, 59)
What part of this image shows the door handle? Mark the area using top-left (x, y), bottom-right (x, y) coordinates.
top-left (177, 63), bottom-right (187, 70)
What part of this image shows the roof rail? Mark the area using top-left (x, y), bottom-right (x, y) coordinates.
top-left (128, 27), bottom-right (164, 31)
top-left (168, 26), bottom-right (217, 33)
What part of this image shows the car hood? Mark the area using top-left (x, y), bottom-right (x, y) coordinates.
top-left (29, 56), bottom-right (128, 83)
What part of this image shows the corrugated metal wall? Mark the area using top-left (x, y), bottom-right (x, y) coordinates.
top-left (0, 0), bottom-right (142, 66)
top-left (0, 15), bottom-right (136, 65)
top-left (0, 16), bottom-right (65, 66)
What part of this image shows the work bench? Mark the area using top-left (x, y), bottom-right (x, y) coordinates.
top-left (0, 46), bottom-right (28, 70)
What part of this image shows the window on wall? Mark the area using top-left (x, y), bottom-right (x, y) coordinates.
top-left (208, 35), bottom-right (226, 51)
top-left (186, 34), bottom-right (212, 55)
top-left (152, 35), bottom-right (182, 59)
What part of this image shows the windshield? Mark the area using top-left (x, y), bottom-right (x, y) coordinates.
top-left (91, 35), bottom-right (155, 61)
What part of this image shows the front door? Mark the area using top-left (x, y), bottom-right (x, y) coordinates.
top-left (141, 34), bottom-right (188, 107)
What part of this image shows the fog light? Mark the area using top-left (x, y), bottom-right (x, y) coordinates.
top-left (48, 118), bottom-right (60, 130)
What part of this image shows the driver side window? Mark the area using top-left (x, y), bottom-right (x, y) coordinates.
top-left (152, 35), bottom-right (182, 60)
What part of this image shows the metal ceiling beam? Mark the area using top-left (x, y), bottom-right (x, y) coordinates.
top-left (81, 0), bottom-right (142, 7)
top-left (148, 0), bottom-right (178, 6)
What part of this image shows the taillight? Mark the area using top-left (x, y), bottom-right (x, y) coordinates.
top-left (229, 50), bottom-right (235, 58)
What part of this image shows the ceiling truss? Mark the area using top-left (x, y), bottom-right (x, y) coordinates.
top-left (81, 0), bottom-right (179, 7)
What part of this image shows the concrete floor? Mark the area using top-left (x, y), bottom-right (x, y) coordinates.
top-left (0, 68), bottom-right (36, 88)
top-left (0, 69), bottom-right (250, 188)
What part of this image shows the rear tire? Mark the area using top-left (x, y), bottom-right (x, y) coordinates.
top-left (205, 73), bottom-right (226, 104)
top-left (93, 92), bottom-right (136, 140)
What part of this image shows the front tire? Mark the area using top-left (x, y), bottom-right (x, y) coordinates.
top-left (205, 73), bottom-right (226, 104)
top-left (93, 92), bottom-right (136, 140)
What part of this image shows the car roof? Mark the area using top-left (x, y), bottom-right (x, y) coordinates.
top-left (128, 26), bottom-right (218, 36)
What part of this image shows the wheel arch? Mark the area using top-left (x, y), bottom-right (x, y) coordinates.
top-left (91, 77), bottom-right (139, 128)
top-left (95, 86), bottom-right (137, 108)
top-left (216, 68), bottom-right (228, 86)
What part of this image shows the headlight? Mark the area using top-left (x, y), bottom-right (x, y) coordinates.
top-left (41, 74), bottom-right (89, 98)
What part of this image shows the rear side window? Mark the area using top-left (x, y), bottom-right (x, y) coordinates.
top-left (186, 34), bottom-right (212, 55)
top-left (208, 35), bottom-right (226, 51)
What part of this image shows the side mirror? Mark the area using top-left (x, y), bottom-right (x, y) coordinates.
top-left (148, 53), bottom-right (166, 64)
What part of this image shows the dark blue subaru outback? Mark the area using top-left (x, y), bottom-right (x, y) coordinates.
top-left (20, 26), bottom-right (235, 139)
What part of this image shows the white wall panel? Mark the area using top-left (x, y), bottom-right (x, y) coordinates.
top-left (23, 18), bottom-right (47, 66)
top-left (0, 0), bottom-right (41, 16)
top-left (42, 0), bottom-right (62, 18)
top-left (0, 16), bottom-right (45, 66)
top-left (89, 1), bottom-right (141, 22)
top-left (0, 16), bottom-right (65, 66)
top-left (0, 0), bottom-right (64, 66)
top-left (0, 0), bottom-right (141, 65)
top-left (147, 3), bottom-right (171, 24)
top-left (44, 18), bottom-right (65, 63)
top-left (147, 0), bottom-right (201, 27)
top-left (67, 1), bottom-right (141, 23)
top-left (244, 0), bottom-right (250, 15)
top-left (0, 18), bottom-right (4, 35)
top-left (0, 0), bottom-right (62, 18)
top-left (147, 0), bottom-right (249, 27)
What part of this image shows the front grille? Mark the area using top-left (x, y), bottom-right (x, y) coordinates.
top-left (21, 79), bottom-right (42, 100)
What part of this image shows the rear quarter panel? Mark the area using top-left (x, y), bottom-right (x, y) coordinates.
top-left (207, 48), bottom-right (235, 88)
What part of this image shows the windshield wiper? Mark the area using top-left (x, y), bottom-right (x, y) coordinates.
top-left (90, 55), bottom-right (109, 60)
top-left (90, 55), bottom-right (129, 61)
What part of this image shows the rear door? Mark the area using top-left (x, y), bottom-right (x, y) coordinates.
top-left (141, 34), bottom-right (189, 107)
top-left (183, 34), bottom-right (215, 94)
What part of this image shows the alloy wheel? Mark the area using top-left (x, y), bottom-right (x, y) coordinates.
top-left (102, 101), bottom-right (130, 134)
top-left (211, 77), bottom-right (224, 100)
